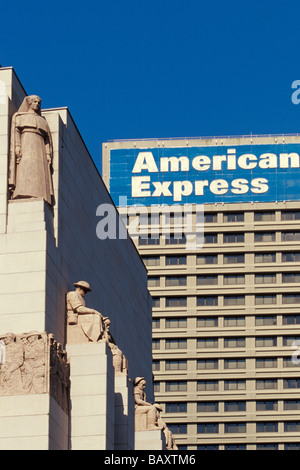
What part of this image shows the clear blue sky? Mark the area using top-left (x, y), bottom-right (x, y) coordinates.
top-left (1, 0), bottom-right (300, 173)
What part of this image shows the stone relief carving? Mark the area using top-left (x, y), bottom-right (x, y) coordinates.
top-left (0, 331), bottom-right (70, 413)
top-left (9, 95), bottom-right (54, 205)
top-left (101, 317), bottom-right (128, 375)
top-left (133, 376), bottom-right (178, 449)
top-left (66, 281), bottom-right (107, 344)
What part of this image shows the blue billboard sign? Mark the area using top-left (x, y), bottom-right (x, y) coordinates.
top-left (109, 143), bottom-right (300, 206)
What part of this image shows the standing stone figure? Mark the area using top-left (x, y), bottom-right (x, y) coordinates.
top-left (101, 317), bottom-right (128, 374)
top-left (0, 333), bottom-right (24, 395)
top-left (133, 377), bottom-right (163, 431)
top-left (21, 331), bottom-right (46, 394)
top-left (9, 95), bottom-right (54, 205)
top-left (66, 281), bottom-right (106, 343)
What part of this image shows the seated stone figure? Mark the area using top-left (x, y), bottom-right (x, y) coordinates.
top-left (133, 377), bottom-right (162, 431)
top-left (66, 281), bottom-right (106, 343)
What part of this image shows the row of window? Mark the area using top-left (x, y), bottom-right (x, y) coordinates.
top-left (130, 210), bottom-right (300, 225)
top-left (153, 336), bottom-right (300, 349)
top-left (164, 399), bottom-right (300, 413)
top-left (152, 357), bottom-right (300, 371)
top-left (143, 252), bottom-right (300, 265)
top-left (139, 231), bottom-right (300, 245)
top-left (153, 314), bottom-right (300, 329)
top-left (168, 421), bottom-right (300, 435)
top-left (154, 379), bottom-right (300, 392)
top-left (149, 273), bottom-right (300, 287)
top-left (153, 293), bottom-right (300, 307)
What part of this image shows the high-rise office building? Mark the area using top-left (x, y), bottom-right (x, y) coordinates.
top-left (103, 136), bottom-right (300, 450)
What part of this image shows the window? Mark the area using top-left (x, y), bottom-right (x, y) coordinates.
top-left (224, 316), bottom-right (245, 327)
top-left (255, 232), bottom-right (276, 242)
top-left (139, 213), bottom-right (160, 225)
top-left (197, 359), bottom-right (218, 370)
top-left (256, 358), bottom-right (277, 368)
top-left (224, 254), bottom-right (244, 264)
top-left (282, 273), bottom-right (300, 283)
top-left (284, 379), bottom-right (300, 389)
top-left (255, 295), bottom-right (276, 305)
top-left (283, 336), bottom-right (300, 347)
top-left (197, 402), bottom-right (219, 412)
top-left (224, 359), bottom-right (246, 369)
top-left (282, 252), bottom-right (300, 262)
top-left (283, 315), bottom-right (300, 325)
top-left (281, 211), bottom-right (300, 221)
top-left (168, 424), bottom-right (187, 434)
top-left (283, 357), bottom-right (298, 368)
top-left (256, 401), bottom-right (278, 411)
top-left (224, 274), bottom-right (245, 285)
top-left (203, 213), bottom-right (218, 223)
top-left (284, 400), bottom-right (300, 410)
top-left (166, 255), bottom-right (186, 266)
top-left (165, 381), bottom-right (187, 392)
top-left (152, 318), bottom-right (160, 328)
top-left (224, 401), bottom-right (246, 412)
top-left (223, 233), bottom-right (244, 243)
top-left (255, 337), bottom-right (277, 347)
top-left (197, 275), bottom-right (218, 285)
top-left (285, 443), bottom-right (300, 450)
top-left (197, 317), bottom-right (218, 327)
top-left (166, 297), bottom-right (187, 307)
top-left (148, 277), bottom-right (160, 287)
top-left (166, 403), bottom-right (187, 413)
top-left (225, 423), bottom-right (246, 433)
top-left (282, 294), bottom-right (300, 304)
top-left (255, 253), bottom-right (276, 263)
top-left (282, 232), bottom-right (300, 241)
top-left (224, 380), bottom-right (246, 390)
top-left (166, 339), bottom-right (187, 349)
top-left (154, 382), bottom-right (160, 393)
top-left (284, 422), bottom-right (300, 432)
top-left (197, 338), bottom-right (218, 348)
top-left (204, 234), bottom-right (218, 244)
top-left (197, 380), bottom-right (219, 391)
top-left (139, 236), bottom-right (160, 245)
top-left (257, 422), bottom-right (278, 433)
top-left (224, 212), bottom-right (244, 222)
top-left (197, 423), bottom-right (219, 434)
top-left (165, 276), bottom-right (187, 286)
top-left (224, 338), bottom-right (245, 348)
top-left (257, 444), bottom-right (278, 450)
top-left (254, 211), bottom-right (275, 222)
top-left (197, 254), bottom-right (218, 265)
top-left (165, 318), bottom-right (187, 328)
top-left (165, 360), bottom-right (187, 371)
top-left (152, 339), bottom-right (160, 350)
top-left (142, 256), bottom-right (160, 266)
top-left (165, 235), bottom-right (186, 245)
top-left (197, 445), bottom-right (219, 450)
top-left (223, 358), bottom-right (246, 370)
top-left (225, 445), bottom-right (247, 450)
top-left (197, 296), bottom-right (218, 306)
top-left (152, 360), bottom-right (160, 371)
top-left (152, 297), bottom-right (160, 308)
top-left (255, 316), bottom-right (277, 326)
top-left (256, 379), bottom-right (278, 390)
top-left (224, 295), bottom-right (245, 306)
top-left (255, 273), bottom-right (276, 284)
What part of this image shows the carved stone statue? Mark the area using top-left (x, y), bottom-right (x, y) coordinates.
top-left (21, 331), bottom-right (46, 394)
top-left (101, 317), bottom-right (128, 375)
top-left (157, 417), bottom-right (178, 450)
top-left (133, 377), bottom-right (163, 431)
top-left (9, 95), bottom-right (54, 205)
top-left (66, 281), bottom-right (106, 343)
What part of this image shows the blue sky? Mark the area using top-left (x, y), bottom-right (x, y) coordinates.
top-left (1, 0), bottom-right (300, 173)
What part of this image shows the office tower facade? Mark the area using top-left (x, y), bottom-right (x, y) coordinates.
top-left (103, 136), bottom-right (300, 450)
